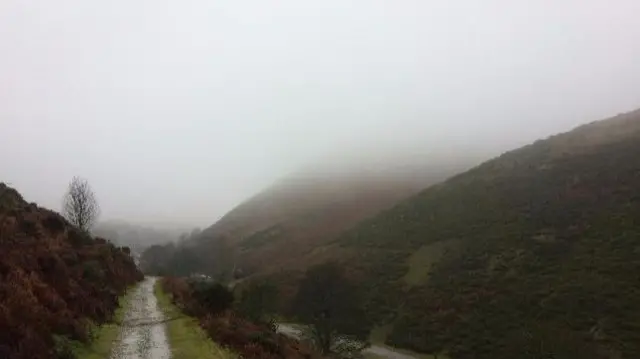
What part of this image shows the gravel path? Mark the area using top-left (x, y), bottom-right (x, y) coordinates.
top-left (110, 277), bottom-right (171, 359)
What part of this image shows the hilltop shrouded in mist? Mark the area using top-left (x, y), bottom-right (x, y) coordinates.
top-left (3, 1), bottom-right (640, 358)
top-left (184, 156), bottom-right (475, 279)
top-left (1, 0), bottom-right (640, 226)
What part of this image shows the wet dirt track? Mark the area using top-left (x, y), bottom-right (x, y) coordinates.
top-left (110, 277), bottom-right (171, 359)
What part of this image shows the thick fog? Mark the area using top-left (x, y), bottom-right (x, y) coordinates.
top-left (1, 0), bottom-right (640, 226)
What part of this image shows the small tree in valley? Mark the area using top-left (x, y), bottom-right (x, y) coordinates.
top-left (292, 262), bottom-right (370, 356)
top-left (238, 281), bottom-right (279, 324)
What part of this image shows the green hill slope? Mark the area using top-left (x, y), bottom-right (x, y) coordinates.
top-left (335, 109), bottom-right (640, 358)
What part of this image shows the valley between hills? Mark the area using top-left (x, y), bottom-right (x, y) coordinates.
top-left (141, 108), bottom-right (640, 358)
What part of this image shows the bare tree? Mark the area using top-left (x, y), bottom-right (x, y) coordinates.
top-left (62, 176), bottom-right (100, 231)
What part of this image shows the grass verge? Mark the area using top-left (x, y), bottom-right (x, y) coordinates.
top-left (154, 279), bottom-right (237, 359)
top-left (72, 284), bottom-right (137, 359)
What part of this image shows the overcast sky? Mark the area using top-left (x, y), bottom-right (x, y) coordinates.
top-left (1, 0), bottom-right (639, 227)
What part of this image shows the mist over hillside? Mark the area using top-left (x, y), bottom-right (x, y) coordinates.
top-left (3, 1), bottom-right (640, 358)
top-left (139, 107), bottom-right (640, 358)
top-left (139, 155), bottom-right (476, 280)
top-left (3, 1), bottom-right (640, 228)
top-left (197, 155), bottom-right (475, 274)
top-left (93, 219), bottom-right (196, 253)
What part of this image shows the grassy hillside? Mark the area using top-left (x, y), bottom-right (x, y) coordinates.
top-left (0, 183), bottom-right (143, 359)
top-left (334, 109), bottom-right (640, 358)
top-left (191, 159), bottom-right (472, 280)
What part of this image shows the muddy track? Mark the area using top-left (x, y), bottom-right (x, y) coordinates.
top-left (110, 277), bottom-right (171, 359)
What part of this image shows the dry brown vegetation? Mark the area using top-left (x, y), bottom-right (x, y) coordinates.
top-left (0, 183), bottom-right (143, 359)
top-left (192, 160), bottom-right (471, 280)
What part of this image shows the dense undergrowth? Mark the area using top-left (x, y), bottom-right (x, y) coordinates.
top-left (0, 183), bottom-right (143, 359)
top-left (335, 110), bottom-right (640, 358)
top-left (160, 277), bottom-right (317, 359)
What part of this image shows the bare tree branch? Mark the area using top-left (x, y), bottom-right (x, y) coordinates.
top-left (62, 176), bottom-right (100, 231)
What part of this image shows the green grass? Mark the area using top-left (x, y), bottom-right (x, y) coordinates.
top-left (154, 280), bottom-right (237, 359)
top-left (72, 285), bottom-right (137, 359)
top-left (402, 239), bottom-right (458, 287)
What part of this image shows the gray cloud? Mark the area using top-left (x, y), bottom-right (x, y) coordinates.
top-left (1, 0), bottom-right (640, 226)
